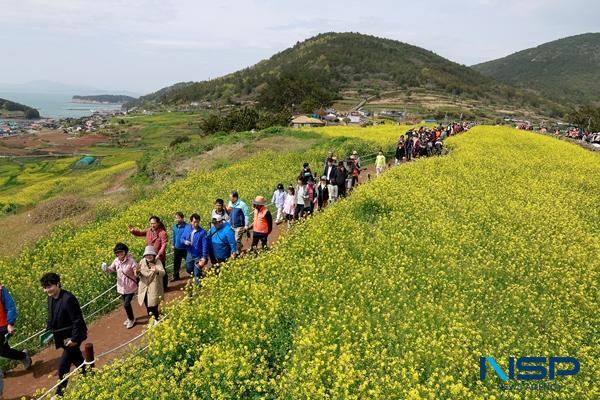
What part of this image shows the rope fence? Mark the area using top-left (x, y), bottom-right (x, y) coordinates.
top-left (24, 147), bottom-right (418, 398)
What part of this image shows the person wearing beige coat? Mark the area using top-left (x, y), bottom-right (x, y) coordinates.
top-left (136, 246), bottom-right (165, 321)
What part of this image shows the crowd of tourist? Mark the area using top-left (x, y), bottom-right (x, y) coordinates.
top-left (0, 123), bottom-right (470, 397)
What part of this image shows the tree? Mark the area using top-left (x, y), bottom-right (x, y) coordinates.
top-left (566, 107), bottom-right (600, 132)
top-left (257, 68), bottom-right (337, 112)
top-left (199, 114), bottom-right (222, 134)
top-left (256, 110), bottom-right (291, 130)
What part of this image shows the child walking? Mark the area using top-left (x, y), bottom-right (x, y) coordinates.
top-left (283, 185), bottom-right (296, 228)
top-left (271, 183), bottom-right (286, 224)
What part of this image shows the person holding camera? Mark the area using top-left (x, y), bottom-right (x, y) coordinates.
top-left (102, 243), bottom-right (138, 329)
top-left (40, 272), bottom-right (87, 396)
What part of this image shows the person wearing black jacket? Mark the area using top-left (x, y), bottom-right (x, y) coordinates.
top-left (323, 158), bottom-right (337, 183)
top-left (40, 272), bottom-right (88, 396)
top-left (334, 161), bottom-right (348, 198)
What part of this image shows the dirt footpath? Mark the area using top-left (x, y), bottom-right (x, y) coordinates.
top-left (3, 164), bottom-right (383, 399)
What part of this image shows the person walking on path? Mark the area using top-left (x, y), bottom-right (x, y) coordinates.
top-left (170, 212), bottom-right (188, 282)
top-left (334, 161), bottom-right (348, 198)
top-left (375, 150), bottom-right (386, 176)
top-left (211, 199), bottom-right (230, 227)
top-left (404, 133), bottom-right (414, 162)
top-left (326, 178), bottom-right (338, 205)
top-left (249, 196), bottom-right (273, 250)
top-left (40, 272), bottom-right (87, 397)
top-left (300, 163), bottom-right (313, 181)
top-left (316, 176), bottom-right (329, 211)
top-left (180, 214), bottom-right (209, 285)
top-left (136, 246), bottom-right (165, 322)
top-left (345, 154), bottom-right (360, 190)
top-left (128, 216), bottom-right (169, 291)
top-left (395, 139), bottom-right (405, 165)
top-left (294, 177), bottom-right (309, 220)
top-left (101, 243), bottom-right (138, 329)
top-left (323, 157), bottom-right (337, 183)
top-left (0, 284), bottom-right (32, 395)
top-left (283, 186), bottom-right (296, 228)
top-left (271, 184), bottom-right (286, 225)
top-left (306, 177), bottom-right (317, 215)
top-left (208, 216), bottom-right (237, 272)
top-left (227, 191), bottom-right (251, 254)
top-left (351, 150), bottom-right (361, 169)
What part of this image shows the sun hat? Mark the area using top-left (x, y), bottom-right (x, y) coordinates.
top-left (143, 246), bottom-right (157, 257)
top-left (252, 195), bottom-right (267, 206)
top-left (212, 215), bottom-right (225, 223)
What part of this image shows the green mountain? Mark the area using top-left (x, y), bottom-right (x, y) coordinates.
top-left (472, 33), bottom-right (600, 106)
top-left (128, 32), bottom-right (560, 115)
top-left (0, 98), bottom-right (40, 119)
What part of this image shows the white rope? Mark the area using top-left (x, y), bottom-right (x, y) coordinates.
top-left (80, 284), bottom-right (117, 309)
top-left (13, 254), bottom-right (175, 348)
top-left (11, 328), bottom-right (47, 348)
top-left (35, 296), bottom-right (184, 400)
top-left (30, 193), bottom-right (337, 397)
top-left (95, 329), bottom-right (149, 358)
top-left (83, 295), bottom-right (122, 320)
top-left (35, 359), bottom-right (95, 400)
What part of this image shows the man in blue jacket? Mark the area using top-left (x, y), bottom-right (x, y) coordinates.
top-left (0, 285), bottom-right (32, 371)
top-left (180, 213), bottom-right (209, 284)
top-left (208, 215), bottom-right (237, 270)
top-left (227, 191), bottom-right (251, 254)
top-left (171, 211), bottom-right (188, 282)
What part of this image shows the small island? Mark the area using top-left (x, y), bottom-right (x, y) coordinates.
top-left (0, 98), bottom-right (40, 119)
top-left (72, 95), bottom-right (137, 104)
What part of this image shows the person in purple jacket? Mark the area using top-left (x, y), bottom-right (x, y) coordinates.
top-left (180, 213), bottom-right (209, 284)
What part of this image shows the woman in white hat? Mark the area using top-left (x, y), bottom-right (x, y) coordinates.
top-left (136, 245), bottom-right (165, 322)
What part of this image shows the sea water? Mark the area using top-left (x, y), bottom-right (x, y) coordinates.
top-left (0, 92), bottom-right (124, 119)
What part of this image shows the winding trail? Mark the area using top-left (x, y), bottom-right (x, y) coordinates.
top-left (3, 164), bottom-right (382, 399)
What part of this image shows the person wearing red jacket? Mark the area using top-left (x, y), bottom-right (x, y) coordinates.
top-left (128, 216), bottom-right (169, 291)
top-left (0, 284), bottom-right (32, 399)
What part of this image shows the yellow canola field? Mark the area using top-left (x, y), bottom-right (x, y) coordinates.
top-left (1, 140), bottom-right (366, 356)
top-left (61, 126), bottom-right (599, 399)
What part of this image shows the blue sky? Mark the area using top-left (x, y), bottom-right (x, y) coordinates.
top-left (1, 0), bottom-right (598, 94)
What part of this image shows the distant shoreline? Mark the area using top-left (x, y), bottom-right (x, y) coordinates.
top-left (72, 95), bottom-right (136, 105)
top-left (71, 99), bottom-right (125, 105)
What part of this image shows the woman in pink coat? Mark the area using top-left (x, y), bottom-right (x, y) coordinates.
top-left (102, 242), bottom-right (138, 329)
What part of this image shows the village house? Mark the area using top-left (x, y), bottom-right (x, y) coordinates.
top-left (290, 115), bottom-right (326, 128)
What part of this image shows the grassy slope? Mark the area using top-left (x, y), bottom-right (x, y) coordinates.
top-left (62, 126), bottom-right (599, 399)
